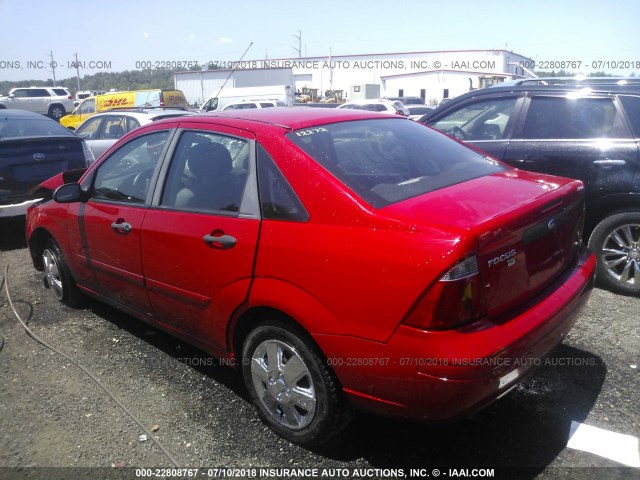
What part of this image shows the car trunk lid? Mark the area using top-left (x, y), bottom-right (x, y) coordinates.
top-left (383, 169), bottom-right (585, 318)
top-left (0, 136), bottom-right (85, 203)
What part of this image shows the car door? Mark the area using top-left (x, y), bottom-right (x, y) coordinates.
top-left (426, 94), bottom-right (525, 160)
top-left (69, 130), bottom-right (172, 316)
top-left (141, 124), bottom-right (260, 353)
top-left (503, 94), bottom-right (640, 209)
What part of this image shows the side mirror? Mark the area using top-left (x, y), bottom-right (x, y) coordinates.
top-left (54, 183), bottom-right (87, 203)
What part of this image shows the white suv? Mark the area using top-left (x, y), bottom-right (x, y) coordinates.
top-left (337, 99), bottom-right (410, 116)
top-left (0, 86), bottom-right (75, 120)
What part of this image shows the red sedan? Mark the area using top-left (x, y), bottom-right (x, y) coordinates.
top-left (26, 108), bottom-right (596, 446)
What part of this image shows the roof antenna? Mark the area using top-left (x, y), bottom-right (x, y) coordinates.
top-left (213, 42), bottom-right (254, 100)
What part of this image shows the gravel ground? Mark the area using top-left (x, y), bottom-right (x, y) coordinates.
top-left (0, 216), bottom-right (639, 480)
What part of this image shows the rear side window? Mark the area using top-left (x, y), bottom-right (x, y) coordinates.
top-left (430, 96), bottom-right (518, 140)
top-left (257, 144), bottom-right (308, 221)
top-left (521, 97), bottom-right (629, 139)
top-left (287, 119), bottom-right (505, 208)
top-left (52, 88), bottom-right (68, 96)
top-left (160, 131), bottom-right (249, 214)
top-left (28, 89), bottom-right (49, 97)
top-left (619, 95), bottom-right (640, 137)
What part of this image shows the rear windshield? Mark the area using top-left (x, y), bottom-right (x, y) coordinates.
top-left (286, 118), bottom-right (505, 207)
top-left (0, 116), bottom-right (76, 139)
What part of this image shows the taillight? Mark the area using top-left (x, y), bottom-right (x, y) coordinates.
top-left (403, 256), bottom-right (485, 330)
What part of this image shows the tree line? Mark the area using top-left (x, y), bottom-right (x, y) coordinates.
top-left (0, 69), bottom-right (178, 96)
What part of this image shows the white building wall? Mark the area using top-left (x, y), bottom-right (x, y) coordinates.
top-left (175, 50), bottom-right (535, 104)
top-left (286, 50), bottom-right (533, 97)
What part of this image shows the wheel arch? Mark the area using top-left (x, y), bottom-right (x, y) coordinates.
top-left (585, 193), bottom-right (640, 237)
top-left (28, 227), bottom-right (55, 270)
top-left (228, 278), bottom-right (346, 362)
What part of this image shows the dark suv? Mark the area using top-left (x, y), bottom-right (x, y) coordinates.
top-left (419, 79), bottom-right (640, 295)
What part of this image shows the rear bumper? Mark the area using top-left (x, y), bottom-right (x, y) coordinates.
top-left (314, 248), bottom-right (596, 421)
top-left (0, 197), bottom-right (43, 218)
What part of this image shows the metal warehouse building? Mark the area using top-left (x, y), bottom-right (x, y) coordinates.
top-left (174, 68), bottom-right (295, 106)
top-left (175, 49), bottom-right (534, 106)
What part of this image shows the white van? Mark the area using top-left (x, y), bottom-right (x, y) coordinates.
top-left (200, 85), bottom-right (294, 112)
top-left (223, 100), bottom-right (287, 110)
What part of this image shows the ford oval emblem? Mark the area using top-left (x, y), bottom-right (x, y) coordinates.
top-left (548, 219), bottom-right (557, 230)
top-left (33, 153), bottom-right (46, 161)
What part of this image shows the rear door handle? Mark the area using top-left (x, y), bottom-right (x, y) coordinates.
top-left (203, 232), bottom-right (237, 250)
top-left (593, 159), bottom-right (626, 166)
top-left (111, 220), bottom-right (132, 234)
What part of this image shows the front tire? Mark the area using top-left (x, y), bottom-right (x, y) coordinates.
top-left (241, 321), bottom-right (352, 446)
top-left (42, 239), bottom-right (82, 306)
top-left (588, 212), bottom-right (640, 295)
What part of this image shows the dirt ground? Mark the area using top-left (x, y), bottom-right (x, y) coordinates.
top-left (0, 216), bottom-right (638, 480)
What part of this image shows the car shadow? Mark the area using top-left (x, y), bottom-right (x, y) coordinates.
top-left (321, 344), bottom-right (606, 476)
top-left (49, 299), bottom-right (607, 477)
top-left (0, 217), bottom-right (27, 251)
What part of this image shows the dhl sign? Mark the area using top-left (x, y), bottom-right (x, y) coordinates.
top-left (99, 96), bottom-right (133, 109)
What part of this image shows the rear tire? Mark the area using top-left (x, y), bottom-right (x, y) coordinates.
top-left (42, 239), bottom-right (82, 307)
top-left (47, 104), bottom-right (66, 120)
top-left (588, 212), bottom-right (640, 295)
top-left (241, 320), bottom-right (353, 446)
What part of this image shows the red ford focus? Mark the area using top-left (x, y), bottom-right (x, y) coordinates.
top-left (26, 108), bottom-right (596, 446)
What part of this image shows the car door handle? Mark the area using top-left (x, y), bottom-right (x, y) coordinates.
top-left (111, 220), bottom-right (132, 234)
top-left (593, 159), bottom-right (626, 166)
top-left (203, 233), bottom-right (237, 250)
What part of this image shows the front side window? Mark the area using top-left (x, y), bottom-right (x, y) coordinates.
top-left (161, 131), bottom-right (249, 214)
top-left (287, 118), bottom-right (505, 208)
top-left (11, 89), bottom-right (28, 98)
top-left (92, 131), bottom-right (169, 203)
top-left (78, 99), bottom-right (96, 114)
top-left (202, 98), bottom-right (218, 111)
top-left (521, 97), bottom-right (628, 139)
top-left (102, 117), bottom-right (127, 139)
top-left (430, 96), bottom-right (518, 140)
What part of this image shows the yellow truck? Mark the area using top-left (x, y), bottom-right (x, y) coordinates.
top-left (60, 89), bottom-right (188, 130)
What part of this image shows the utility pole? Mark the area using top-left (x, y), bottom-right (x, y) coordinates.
top-left (292, 30), bottom-right (302, 58)
top-left (74, 53), bottom-right (81, 92)
top-left (48, 50), bottom-right (57, 85)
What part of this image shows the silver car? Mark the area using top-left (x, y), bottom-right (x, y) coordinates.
top-left (74, 108), bottom-right (192, 159)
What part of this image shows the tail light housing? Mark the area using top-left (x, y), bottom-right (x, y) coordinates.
top-left (403, 256), bottom-right (486, 330)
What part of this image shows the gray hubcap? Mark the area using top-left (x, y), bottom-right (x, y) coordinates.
top-left (42, 249), bottom-right (64, 300)
top-left (250, 339), bottom-right (316, 430)
top-left (601, 223), bottom-right (640, 286)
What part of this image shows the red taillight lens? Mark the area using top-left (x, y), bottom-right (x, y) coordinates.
top-left (403, 256), bottom-right (485, 330)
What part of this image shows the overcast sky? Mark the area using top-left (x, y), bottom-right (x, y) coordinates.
top-left (1, 0), bottom-right (639, 82)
